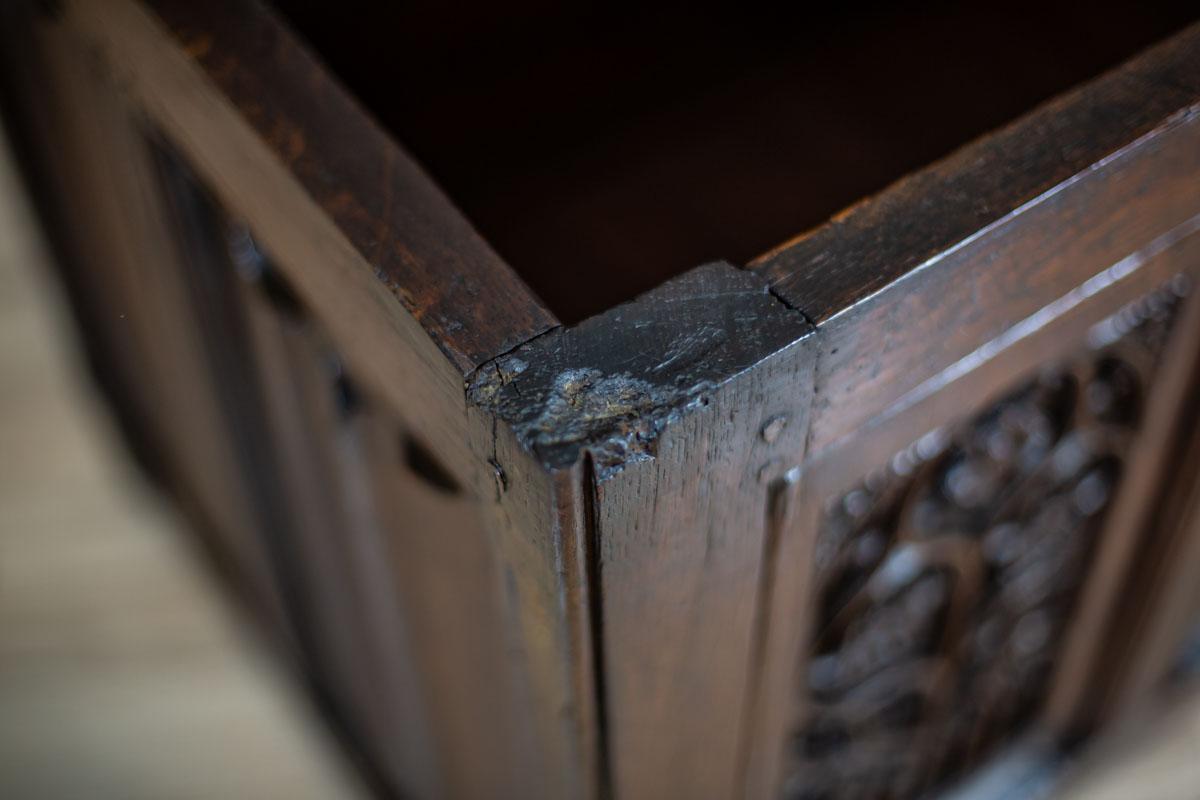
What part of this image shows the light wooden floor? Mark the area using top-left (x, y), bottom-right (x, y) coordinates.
top-left (0, 125), bottom-right (1195, 799)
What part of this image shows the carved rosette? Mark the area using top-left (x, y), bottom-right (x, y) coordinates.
top-left (783, 280), bottom-right (1189, 800)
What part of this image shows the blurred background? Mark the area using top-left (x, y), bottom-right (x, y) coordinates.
top-left (0, 125), bottom-right (365, 798)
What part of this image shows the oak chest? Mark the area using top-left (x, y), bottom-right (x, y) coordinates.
top-left (4, 2), bottom-right (1200, 798)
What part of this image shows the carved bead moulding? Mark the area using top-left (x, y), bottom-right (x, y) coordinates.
top-left (782, 277), bottom-right (1190, 800)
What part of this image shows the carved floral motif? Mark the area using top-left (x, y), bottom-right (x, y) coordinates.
top-left (784, 280), bottom-right (1188, 800)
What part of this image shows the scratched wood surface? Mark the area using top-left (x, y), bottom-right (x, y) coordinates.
top-left (145, 0), bottom-right (558, 375)
top-left (469, 262), bottom-right (815, 798)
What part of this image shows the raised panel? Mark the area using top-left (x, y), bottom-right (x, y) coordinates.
top-left (778, 282), bottom-right (1189, 799)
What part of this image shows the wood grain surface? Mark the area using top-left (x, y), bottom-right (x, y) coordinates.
top-left (753, 23), bottom-right (1200, 325)
top-left (145, 0), bottom-right (559, 375)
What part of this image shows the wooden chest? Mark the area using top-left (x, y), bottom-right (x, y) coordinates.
top-left (4, 2), bottom-right (1200, 797)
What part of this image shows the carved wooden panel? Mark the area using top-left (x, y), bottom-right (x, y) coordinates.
top-left (782, 280), bottom-right (1190, 800)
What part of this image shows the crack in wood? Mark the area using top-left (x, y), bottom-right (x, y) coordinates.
top-left (468, 261), bottom-right (814, 479)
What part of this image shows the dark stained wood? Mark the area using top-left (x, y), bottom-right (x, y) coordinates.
top-left (229, 279), bottom-right (440, 797)
top-left (471, 263), bottom-right (814, 798)
top-left (469, 262), bottom-right (813, 476)
top-left (9, 1), bottom-right (1200, 798)
top-left (162, 128), bottom-right (579, 798)
top-left (4, 3), bottom-right (593, 797)
top-left (462, 404), bottom-right (602, 800)
top-left (800, 110), bottom-right (1200, 461)
top-left (140, 44), bottom-right (596, 797)
top-left (735, 27), bottom-right (1200, 798)
top-left (745, 253), bottom-right (1200, 798)
top-left (591, 346), bottom-right (815, 800)
top-left (148, 135), bottom-right (439, 797)
top-left (359, 407), bottom-right (537, 798)
top-left (57, 0), bottom-right (486, 488)
top-left (144, 0), bottom-right (558, 374)
top-left (753, 22), bottom-right (1200, 325)
top-left (779, 285), bottom-right (1187, 799)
